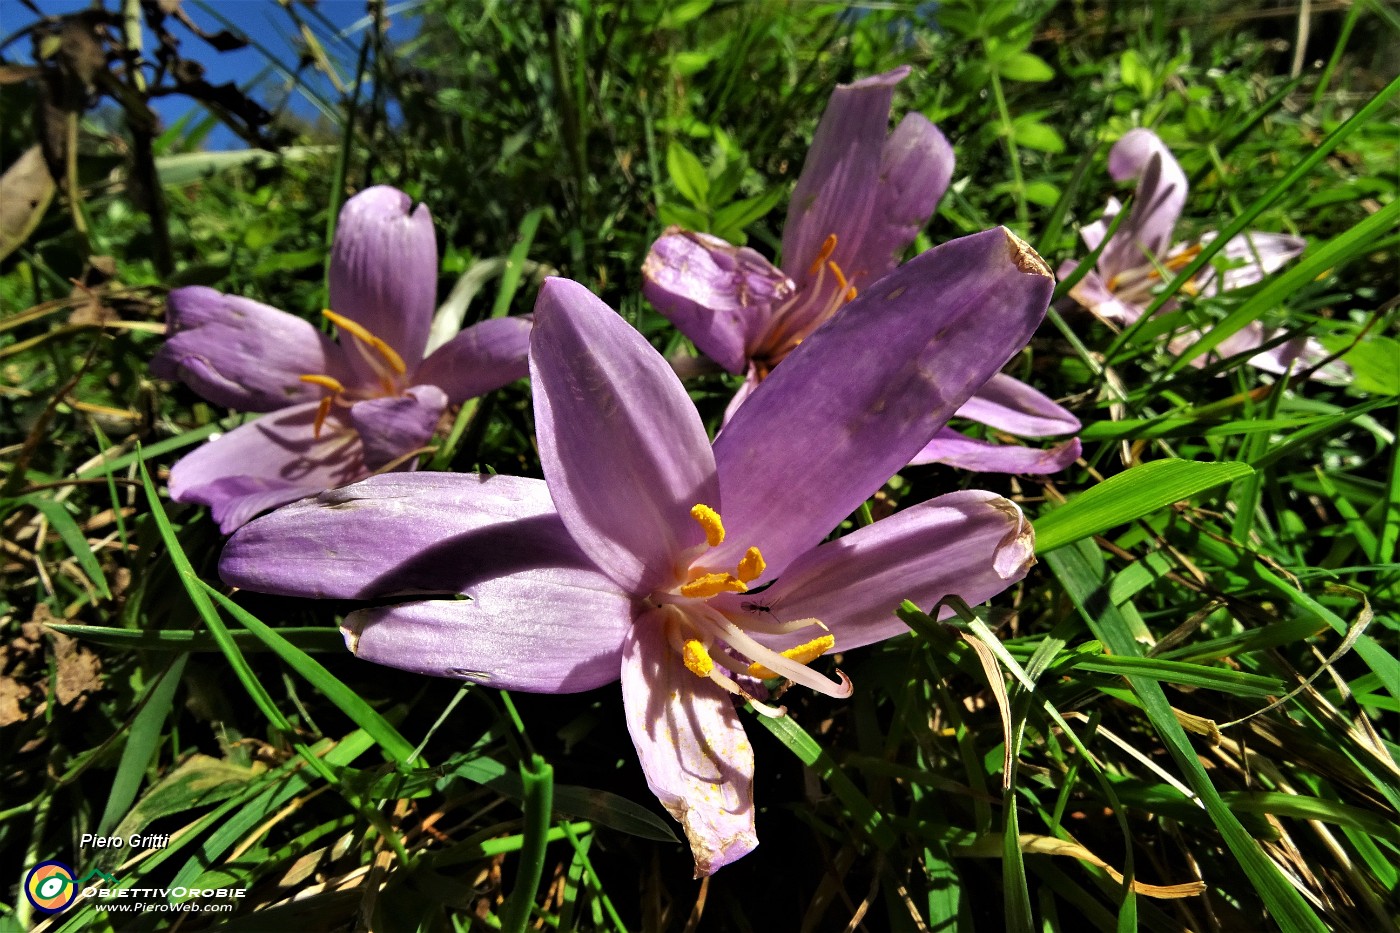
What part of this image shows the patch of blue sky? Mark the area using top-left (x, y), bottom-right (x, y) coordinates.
top-left (1, 0), bottom-right (421, 150)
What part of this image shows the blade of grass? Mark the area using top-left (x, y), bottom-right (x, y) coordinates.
top-left (94, 654), bottom-right (189, 836)
top-left (1046, 539), bottom-right (1329, 933)
top-left (1034, 459), bottom-right (1252, 554)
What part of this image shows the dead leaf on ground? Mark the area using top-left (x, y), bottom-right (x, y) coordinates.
top-left (0, 146), bottom-right (56, 263)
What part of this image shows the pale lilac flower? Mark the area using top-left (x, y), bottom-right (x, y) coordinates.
top-left (153, 186), bottom-right (532, 532)
top-left (644, 66), bottom-right (1080, 474)
top-left (220, 228), bottom-right (1053, 874)
top-left (1061, 128), bottom-right (1349, 382)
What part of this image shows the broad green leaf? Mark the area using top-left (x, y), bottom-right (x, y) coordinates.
top-left (666, 140), bottom-right (710, 209)
top-left (1000, 51), bottom-right (1054, 82)
top-left (1012, 120), bottom-right (1065, 153)
top-left (712, 187), bottom-right (786, 241)
top-left (113, 752), bottom-right (260, 840)
top-left (1337, 336), bottom-right (1400, 396)
top-left (1034, 459), bottom-right (1253, 553)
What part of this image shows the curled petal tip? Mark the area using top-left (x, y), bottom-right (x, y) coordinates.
top-left (990, 497), bottom-right (1037, 578)
top-left (340, 621), bottom-right (361, 655)
top-left (1002, 227), bottom-right (1054, 278)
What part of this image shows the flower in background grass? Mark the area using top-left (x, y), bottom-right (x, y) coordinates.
top-left (643, 66), bottom-right (1081, 475)
top-left (221, 227), bottom-right (1052, 875)
top-left (152, 186), bottom-right (532, 532)
top-left (1060, 128), bottom-right (1349, 383)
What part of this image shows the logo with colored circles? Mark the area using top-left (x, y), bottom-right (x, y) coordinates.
top-left (24, 861), bottom-right (77, 913)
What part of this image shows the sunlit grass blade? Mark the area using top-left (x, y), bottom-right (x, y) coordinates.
top-left (1034, 459), bottom-right (1252, 554)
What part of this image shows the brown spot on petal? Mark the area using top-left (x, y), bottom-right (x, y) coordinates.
top-left (1002, 227), bottom-right (1053, 278)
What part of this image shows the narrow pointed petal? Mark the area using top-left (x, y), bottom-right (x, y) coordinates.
top-left (783, 67), bottom-right (911, 290)
top-left (1079, 196), bottom-right (1122, 254)
top-left (713, 228), bottom-right (1054, 577)
top-left (621, 617), bottom-right (757, 876)
top-left (1099, 129), bottom-right (1187, 280)
top-left (1198, 231), bottom-right (1307, 295)
top-left (1059, 260), bottom-right (1143, 324)
top-left (343, 573), bottom-right (633, 694)
top-left (642, 231), bottom-right (794, 374)
top-left (348, 385), bottom-right (447, 470)
top-left (152, 287), bottom-right (345, 412)
top-left (1175, 322), bottom-right (1352, 385)
top-left (219, 472), bottom-right (596, 599)
top-left (847, 112), bottom-right (954, 283)
top-left (169, 403), bottom-right (366, 533)
top-left (955, 372), bottom-right (1079, 437)
top-left (414, 316), bottom-right (532, 402)
top-left (909, 427), bottom-right (1082, 474)
top-left (531, 278), bottom-right (719, 594)
top-left (746, 491), bottom-right (1035, 652)
top-left (328, 186), bottom-right (437, 381)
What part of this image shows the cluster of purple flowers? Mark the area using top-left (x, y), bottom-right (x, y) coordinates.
top-left (154, 68), bottom-right (1341, 874)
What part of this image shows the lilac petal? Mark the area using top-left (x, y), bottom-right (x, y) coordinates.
top-left (169, 402), bottom-right (366, 533)
top-left (152, 287), bottom-right (345, 412)
top-left (745, 490), bottom-right (1035, 653)
top-left (414, 316), bottom-right (532, 402)
top-left (847, 112), bottom-right (955, 283)
top-left (347, 385), bottom-right (447, 470)
top-left (642, 231), bottom-right (795, 375)
top-left (1079, 196), bottom-right (1123, 254)
top-left (531, 278), bottom-right (719, 595)
top-left (220, 472), bottom-right (607, 599)
top-left (783, 67), bottom-right (911, 292)
top-left (1059, 260), bottom-right (1143, 325)
top-left (328, 186), bottom-right (438, 382)
top-left (713, 227), bottom-right (1054, 577)
top-left (342, 574), bottom-right (632, 694)
top-left (1099, 129), bottom-right (1187, 281)
top-left (956, 372), bottom-right (1079, 437)
top-left (909, 427), bottom-right (1082, 474)
top-left (621, 616), bottom-right (757, 876)
top-left (1198, 231), bottom-right (1307, 295)
top-left (1177, 322), bottom-right (1353, 385)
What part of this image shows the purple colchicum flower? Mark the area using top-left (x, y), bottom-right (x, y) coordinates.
top-left (643, 66), bottom-right (1080, 475)
top-left (1060, 128), bottom-right (1349, 383)
top-left (220, 227), bottom-right (1054, 875)
top-left (152, 186), bottom-right (532, 532)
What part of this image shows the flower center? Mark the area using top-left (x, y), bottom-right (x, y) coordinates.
top-left (756, 233), bottom-right (859, 375)
top-left (298, 310), bottom-right (409, 437)
top-left (655, 503), bottom-right (851, 716)
top-left (1107, 242), bottom-right (1205, 302)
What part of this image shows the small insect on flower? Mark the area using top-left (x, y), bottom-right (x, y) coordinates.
top-left (740, 600), bottom-right (776, 616)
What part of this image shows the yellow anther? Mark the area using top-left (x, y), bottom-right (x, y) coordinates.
top-left (845, 286), bottom-right (858, 302)
top-left (312, 396), bottom-right (333, 439)
top-left (807, 233), bottom-right (838, 277)
top-left (748, 634), bottom-right (836, 679)
top-left (322, 309), bottom-right (408, 375)
top-left (736, 546), bottom-right (765, 584)
top-left (690, 503), bottom-right (725, 547)
top-left (1166, 243), bottom-right (1203, 271)
top-left (680, 572), bottom-right (747, 599)
top-left (299, 374), bottom-right (347, 394)
top-left (682, 639), bottom-right (715, 677)
top-left (827, 260), bottom-right (850, 292)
